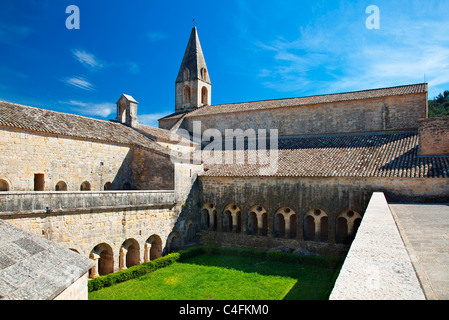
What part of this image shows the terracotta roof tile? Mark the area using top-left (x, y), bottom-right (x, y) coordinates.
top-left (0, 101), bottom-right (172, 158)
top-left (199, 132), bottom-right (449, 178)
top-left (186, 83), bottom-right (427, 117)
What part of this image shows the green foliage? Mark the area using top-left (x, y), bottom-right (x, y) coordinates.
top-left (88, 245), bottom-right (344, 299)
top-left (428, 90), bottom-right (449, 118)
top-left (88, 252), bottom-right (180, 292)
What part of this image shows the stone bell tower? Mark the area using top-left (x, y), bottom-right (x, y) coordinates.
top-left (175, 26), bottom-right (211, 112)
top-left (116, 94), bottom-right (139, 128)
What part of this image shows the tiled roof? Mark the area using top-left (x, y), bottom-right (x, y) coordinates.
top-left (0, 101), bottom-right (172, 158)
top-left (199, 132), bottom-right (449, 178)
top-left (0, 219), bottom-right (94, 300)
top-left (136, 124), bottom-right (193, 146)
top-left (186, 83), bottom-right (427, 118)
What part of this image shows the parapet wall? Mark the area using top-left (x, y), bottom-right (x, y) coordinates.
top-left (0, 190), bottom-right (175, 215)
top-left (329, 192), bottom-right (425, 300)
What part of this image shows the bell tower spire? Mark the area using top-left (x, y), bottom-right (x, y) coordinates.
top-left (175, 26), bottom-right (211, 112)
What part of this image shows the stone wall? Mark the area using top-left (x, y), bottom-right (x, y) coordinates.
top-left (329, 193), bottom-right (425, 300)
top-left (0, 191), bottom-right (179, 273)
top-left (131, 148), bottom-right (174, 190)
top-left (0, 127), bottom-right (133, 191)
top-left (183, 93), bottom-right (426, 137)
top-left (418, 117), bottom-right (449, 156)
top-left (192, 175), bottom-right (449, 254)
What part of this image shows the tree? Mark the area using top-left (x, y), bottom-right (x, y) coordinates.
top-left (428, 90), bottom-right (449, 118)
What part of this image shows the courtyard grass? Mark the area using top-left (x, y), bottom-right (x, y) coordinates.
top-left (89, 252), bottom-right (339, 300)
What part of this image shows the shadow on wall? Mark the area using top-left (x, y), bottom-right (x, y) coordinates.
top-left (165, 176), bottom-right (202, 253)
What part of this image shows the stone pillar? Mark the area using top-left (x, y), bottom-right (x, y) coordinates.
top-left (119, 247), bottom-right (127, 270)
top-left (285, 215), bottom-right (291, 239)
top-left (144, 243), bottom-right (150, 263)
top-left (314, 217), bottom-right (321, 242)
top-left (89, 253), bottom-right (100, 279)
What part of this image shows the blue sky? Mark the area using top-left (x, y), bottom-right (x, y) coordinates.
top-left (0, 0), bottom-right (448, 127)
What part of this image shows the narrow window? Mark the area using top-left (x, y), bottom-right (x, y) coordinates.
top-left (183, 85), bottom-right (191, 103)
top-left (201, 86), bottom-right (208, 105)
top-left (34, 174), bottom-right (45, 191)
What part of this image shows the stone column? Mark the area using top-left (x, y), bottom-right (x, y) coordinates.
top-left (314, 217), bottom-right (321, 242)
top-left (119, 247), bottom-right (127, 270)
top-left (143, 243), bottom-right (150, 263)
top-left (89, 253), bottom-right (100, 279)
top-left (285, 216), bottom-right (291, 239)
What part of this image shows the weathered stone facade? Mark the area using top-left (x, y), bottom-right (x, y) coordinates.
top-left (0, 127), bottom-right (133, 192)
top-left (0, 191), bottom-right (182, 275)
top-left (418, 117), bottom-right (449, 156)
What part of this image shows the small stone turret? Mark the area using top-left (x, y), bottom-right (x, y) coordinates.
top-left (116, 94), bottom-right (139, 128)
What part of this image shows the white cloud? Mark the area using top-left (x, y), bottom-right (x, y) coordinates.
top-left (61, 100), bottom-right (115, 118)
top-left (253, 2), bottom-right (449, 98)
top-left (138, 112), bottom-right (171, 127)
top-left (127, 62), bottom-right (141, 74)
top-left (71, 49), bottom-right (105, 70)
top-left (62, 76), bottom-right (95, 91)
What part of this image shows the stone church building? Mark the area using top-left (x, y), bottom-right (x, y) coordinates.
top-left (0, 26), bottom-right (448, 299)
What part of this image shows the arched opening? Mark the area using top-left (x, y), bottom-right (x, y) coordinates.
top-left (183, 68), bottom-right (189, 81)
top-left (336, 210), bottom-right (362, 244)
top-left (55, 180), bottom-right (67, 191)
top-left (336, 217), bottom-right (348, 244)
top-left (145, 235), bottom-right (162, 261)
top-left (248, 211), bottom-right (258, 235)
top-left (290, 214), bottom-right (297, 239)
top-left (201, 209), bottom-right (210, 229)
top-left (224, 203), bottom-right (242, 233)
top-left (183, 85), bottom-right (191, 103)
top-left (120, 239), bottom-right (140, 269)
top-left (223, 210), bottom-right (232, 232)
top-left (0, 179), bottom-right (10, 191)
top-left (90, 243), bottom-right (114, 278)
top-left (122, 182), bottom-right (131, 190)
top-left (80, 181), bottom-right (91, 191)
top-left (275, 213), bottom-right (285, 238)
top-left (320, 216), bottom-right (329, 242)
top-left (304, 215), bottom-right (315, 241)
top-left (186, 222), bottom-right (196, 242)
top-left (234, 212), bottom-right (242, 233)
top-left (167, 232), bottom-right (182, 253)
top-left (201, 68), bottom-right (207, 80)
top-left (120, 102), bottom-right (126, 123)
top-left (201, 86), bottom-right (208, 105)
top-left (103, 182), bottom-right (112, 190)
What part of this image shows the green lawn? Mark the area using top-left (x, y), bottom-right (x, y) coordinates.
top-left (89, 253), bottom-right (338, 300)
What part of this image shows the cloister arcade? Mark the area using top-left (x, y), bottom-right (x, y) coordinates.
top-left (200, 202), bottom-right (362, 245)
top-left (88, 234), bottom-right (166, 279)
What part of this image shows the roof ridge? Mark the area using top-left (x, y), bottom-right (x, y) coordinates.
top-left (209, 83), bottom-right (428, 108)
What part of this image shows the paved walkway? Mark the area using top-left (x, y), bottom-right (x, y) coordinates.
top-left (389, 203), bottom-right (449, 300)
